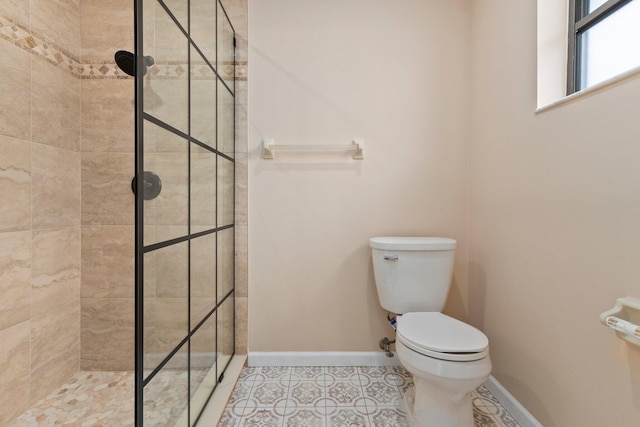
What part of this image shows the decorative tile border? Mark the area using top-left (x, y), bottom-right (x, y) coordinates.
top-left (0, 13), bottom-right (82, 76)
top-left (0, 13), bottom-right (247, 81)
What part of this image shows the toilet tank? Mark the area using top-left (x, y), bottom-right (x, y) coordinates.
top-left (369, 237), bottom-right (456, 314)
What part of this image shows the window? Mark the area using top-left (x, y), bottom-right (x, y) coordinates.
top-left (567, 0), bottom-right (640, 94)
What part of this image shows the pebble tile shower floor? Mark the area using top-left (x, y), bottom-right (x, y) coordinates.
top-left (220, 366), bottom-right (520, 427)
top-left (7, 368), bottom-right (207, 427)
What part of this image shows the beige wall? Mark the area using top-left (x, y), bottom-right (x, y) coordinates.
top-left (469, 1), bottom-right (640, 426)
top-left (0, 1), bottom-right (81, 423)
top-left (248, 0), bottom-right (472, 352)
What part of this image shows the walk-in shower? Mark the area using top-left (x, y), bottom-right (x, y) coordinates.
top-left (0, 0), bottom-right (237, 425)
top-left (134, 0), bottom-right (237, 424)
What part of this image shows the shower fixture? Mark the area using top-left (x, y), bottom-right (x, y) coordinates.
top-left (114, 50), bottom-right (154, 77)
top-left (131, 171), bottom-right (162, 200)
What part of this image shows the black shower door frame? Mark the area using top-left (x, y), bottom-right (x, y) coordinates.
top-left (133, 0), bottom-right (236, 425)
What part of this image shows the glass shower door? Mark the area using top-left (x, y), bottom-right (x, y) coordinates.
top-left (134, 0), bottom-right (235, 425)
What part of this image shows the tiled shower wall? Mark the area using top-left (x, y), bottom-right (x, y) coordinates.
top-left (0, 1), bottom-right (82, 424)
top-left (0, 0), bottom-right (248, 422)
top-left (222, 0), bottom-right (248, 355)
top-left (79, 0), bottom-right (136, 371)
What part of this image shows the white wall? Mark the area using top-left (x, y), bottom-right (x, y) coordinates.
top-left (248, 0), bottom-right (472, 352)
top-left (470, 1), bottom-right (640, 426)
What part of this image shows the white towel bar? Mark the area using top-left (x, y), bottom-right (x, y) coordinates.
top-left (262, 138), bottom-right (364, 160)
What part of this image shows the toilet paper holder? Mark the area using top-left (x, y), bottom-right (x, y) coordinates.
top-left (600, 297), bottom-right (640, 346)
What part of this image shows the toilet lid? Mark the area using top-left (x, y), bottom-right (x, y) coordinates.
top-left (397, 313), bottom-right (489, 361)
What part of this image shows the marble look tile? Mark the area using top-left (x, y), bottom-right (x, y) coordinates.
top-left (190, 307), bottom-right (215, 355)
top-left (0, 135), bottom-right (30, 232)
top-left (234, 153), bottom-right (248, 227)
top-left (81, 79), bottom-right (134, 152)
top-left (217, 157), bottom-right (234, 226)
top-left (154, 297), bottom-right (188, 354)
top-left (30, 300), bottom-right (80, 404)
top-left (217, 83), bottom-right (235, 156)
top-left (145, 77), bottom-right (189, 135)
top-left (32, 143), bottom-right (80, 230)
top-left (81, 225), bottom-right (134, 298)
top-left (155, 240), bottom-right (188, 298)
top-left (218, 227), bottom-right (234, 300)
top-left (190, 232), bottom-right (216, 299)
top-left (31, 226), bottom-right (81, 316)
top-left (222, 0), bottom-right (248, 47)
top-left (0, 231), bottom-right (30, 329)
top-left (235, 225), bottom-right (248, 297)
top-left (143, 297), bottom-right (156, 357)
top-left (191, 297), bottom-right (216, 331)
top-left (31, 0), bottom-right (80, 58)
top-left (0, 321), bottom-right (30, 426)
top-left (1, 0), bottom-right (31, 27)
top-left (235, 296), bottom-right (248, 354)
top-left (189, 0), bottom-right (216, 62)
top-left (190, 75), bottom-right (217, 149)
top-left (80, 0), bottom-right (133, 63)
top-left (154, 152), bottom-right (189, 226)
top-left (31, 57), bottom-right (81, 151)
top-left (218, 295), bottom-right (235, 357)
top-left (80, 298), bottom-right (134, 371)
top-left (143, 247), bottom-right (156, 298)
top-left (81, 152), bottom-right (134, 225)
top-left (234, 81), bottom-right (249, 154)
top-left (190, 148), bottom-right (217, 230)
top-left (0, 39), bottom-right (31, 140)
top-left (158, 0), bottom-right (188, 34)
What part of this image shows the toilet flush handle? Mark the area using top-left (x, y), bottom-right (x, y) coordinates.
top-left (384, 255), bottom-right (398, 262)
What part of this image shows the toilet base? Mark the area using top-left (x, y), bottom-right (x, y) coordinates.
top-left (408, 376), bottom-right (473, 427)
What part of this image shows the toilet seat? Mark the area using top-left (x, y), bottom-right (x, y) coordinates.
top-left (397, 312), bottom-right (489, 362)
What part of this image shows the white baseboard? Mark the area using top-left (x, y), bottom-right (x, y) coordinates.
top-left (248, 351), bottom-right (402, 367)
top-left (483, 375), bottom-right (542, 427)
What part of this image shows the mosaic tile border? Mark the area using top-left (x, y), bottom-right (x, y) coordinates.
top-left (0, 13), bottom-right (247, 81)
top-left (0, 13), bottom-right (80, 75)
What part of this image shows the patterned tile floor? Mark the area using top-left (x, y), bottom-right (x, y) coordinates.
top-left (220, 366), bottom-right (520, 427)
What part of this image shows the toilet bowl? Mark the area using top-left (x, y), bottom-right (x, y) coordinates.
top-left (369, 237), bottom-right (492, 426)
top-left (396, 312), bottom-right (491, 426)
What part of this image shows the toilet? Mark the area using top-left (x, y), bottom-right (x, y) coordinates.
top-left (370, 237), bottom-right (491, 427)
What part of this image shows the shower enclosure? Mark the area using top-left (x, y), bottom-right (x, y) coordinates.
top-left (135, 0), bottom-right (236, 425)
top-left (0, 0), bottom-right (237, 425)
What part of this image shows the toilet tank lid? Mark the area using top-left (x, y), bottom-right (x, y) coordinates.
top-left (369, 237), bottom-right (456, 251)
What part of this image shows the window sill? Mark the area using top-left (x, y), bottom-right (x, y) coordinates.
top-left (535, 65), bottom-right (640, 114)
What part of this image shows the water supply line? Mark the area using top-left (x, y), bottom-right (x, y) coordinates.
top-left (379, 312), bottom-right (397, 357)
